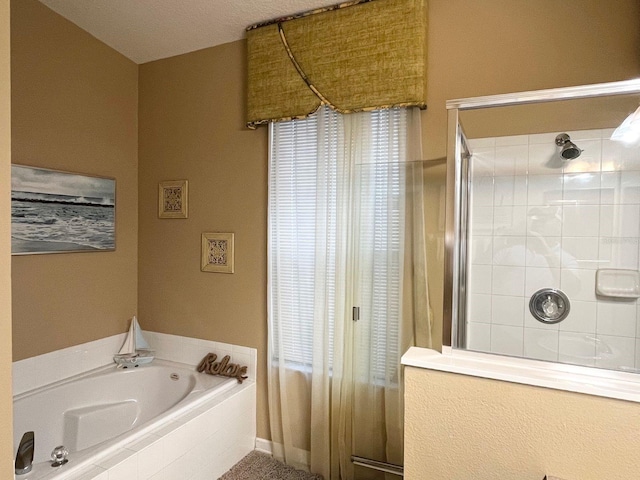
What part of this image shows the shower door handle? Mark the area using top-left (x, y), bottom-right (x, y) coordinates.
top-left (352, 306), bottom-right (360, 322)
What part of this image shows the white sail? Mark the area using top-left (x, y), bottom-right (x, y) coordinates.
top-left (118, 316), bottom-right (153, 355)
top-left (133, 317), bottom-right (152, 351)
top-left (118, 318), bottom-right (136, 355)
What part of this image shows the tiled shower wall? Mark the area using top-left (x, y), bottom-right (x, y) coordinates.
top-left (467, 128), bottom-right (640, 371)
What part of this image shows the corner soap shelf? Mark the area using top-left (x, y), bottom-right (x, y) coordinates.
top-left (595, 269), bottom-right (640, 299)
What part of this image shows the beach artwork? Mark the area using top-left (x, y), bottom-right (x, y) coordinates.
top-left (11, 165), bottom-right (116, 255)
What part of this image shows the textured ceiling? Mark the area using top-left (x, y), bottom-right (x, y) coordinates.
top-left (38, 0), bottom-right (338, 64)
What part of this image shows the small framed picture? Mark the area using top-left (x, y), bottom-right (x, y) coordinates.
top-left (158, 180), bottom-right (188, 219)
top-left (201, 232), bottom-right (234, 273)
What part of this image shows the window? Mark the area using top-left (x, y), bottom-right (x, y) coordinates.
top-left (269, 106), bottom-right (407, 382)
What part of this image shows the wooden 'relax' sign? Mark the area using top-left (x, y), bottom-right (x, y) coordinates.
top-left (197, 353), bottom-right (248, 383)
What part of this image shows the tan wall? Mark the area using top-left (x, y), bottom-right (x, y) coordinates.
top-left (422, 0), bottom-right (640, 349)
top-left (404, 366), bottom-right (640, 479)
top-left (424, 0), bottom-right (640, 160)
top-left (407, 5), bottom-right (640, 476)
top-left (138, 42), bottom-right (269, 439)
top-left (6, 0), bottom-right (637, 450)
top-left (137, 0), bottom-right (640, 443)
top-left (10, 0), bottom-right (138, 360)
top-left (0, 0), bottom-right (13, 476)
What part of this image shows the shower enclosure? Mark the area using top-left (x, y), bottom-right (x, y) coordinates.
top-left (445, 79), bottom-right (640, 372)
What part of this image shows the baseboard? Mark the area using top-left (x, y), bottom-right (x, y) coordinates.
top-left (254, 438), bottom-right (310, 470)
top-left (255, 437), bottom-right (273, 455)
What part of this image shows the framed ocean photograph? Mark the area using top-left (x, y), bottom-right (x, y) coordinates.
top-left (11, 165), bottom-right (116, 255)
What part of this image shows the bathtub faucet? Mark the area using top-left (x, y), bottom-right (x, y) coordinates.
top-left (14, 431), bottom-right (34, 475)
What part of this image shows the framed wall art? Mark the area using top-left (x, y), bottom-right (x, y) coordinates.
top-left (11, 165), bottom-right (116, 255)
top-left (158, 180), bottom-right (188, 218)
top-left (201, 232), bottom-right (234, 273)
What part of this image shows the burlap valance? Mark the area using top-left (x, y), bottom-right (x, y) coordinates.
top-left (246, 0), bottom-right (427, 129)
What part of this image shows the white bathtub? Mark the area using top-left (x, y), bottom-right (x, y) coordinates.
top-left (13, 359), bottom-right (243, 479)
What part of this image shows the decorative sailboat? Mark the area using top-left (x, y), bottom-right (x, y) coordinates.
top-left (113, 316), bottom-right (155, 367)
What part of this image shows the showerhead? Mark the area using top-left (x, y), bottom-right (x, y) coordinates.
top-left (555, 133), bottom-right (582, 160)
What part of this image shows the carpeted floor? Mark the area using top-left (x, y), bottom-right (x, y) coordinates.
top-left (219, 451), bottom-right (324, 480)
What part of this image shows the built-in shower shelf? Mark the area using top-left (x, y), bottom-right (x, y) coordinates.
top-left (595, 269), bottom-right (640, 298)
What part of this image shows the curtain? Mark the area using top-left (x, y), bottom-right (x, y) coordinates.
top-left (268, 106), bottom-right (429, 479)
top-left (246, 0), bottom-right (428, 128)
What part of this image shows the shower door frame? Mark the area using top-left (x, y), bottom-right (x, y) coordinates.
top-left (443, 78), bottom-right (640, 349)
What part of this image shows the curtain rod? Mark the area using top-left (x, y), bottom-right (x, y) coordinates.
top-left (246, 0), bottom-right (376, 32)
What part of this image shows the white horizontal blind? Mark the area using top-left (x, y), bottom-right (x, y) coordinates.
top-left (269, 111), bottom-right (323, 368)
top-left (269, 107), bottom-right (406, 382)
top-left (354, 109), bottom-right (406, 384)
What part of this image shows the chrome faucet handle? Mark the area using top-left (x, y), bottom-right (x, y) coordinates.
top-left (51, 445), bottom-right (69, 467)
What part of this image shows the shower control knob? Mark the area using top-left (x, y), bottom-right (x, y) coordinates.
top-left (542, 296), bottom-right (558, 317)
top-left (529, 288), bottom-right (570, 324)
top-left (51, 445), bottom-right (69, 467)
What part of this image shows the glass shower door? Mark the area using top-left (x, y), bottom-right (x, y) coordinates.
top-left (350, 160), bottom-right (435, 479)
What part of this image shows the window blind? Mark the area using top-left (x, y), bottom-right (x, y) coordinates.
top-left (269, 107), bottom-right (406, 382)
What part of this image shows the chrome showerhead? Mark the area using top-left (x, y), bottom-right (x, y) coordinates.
top-left (555, 133), bottom-right (582, 160)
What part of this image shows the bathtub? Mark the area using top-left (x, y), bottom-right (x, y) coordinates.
top-left (13, 359), bottom-right (247, 479)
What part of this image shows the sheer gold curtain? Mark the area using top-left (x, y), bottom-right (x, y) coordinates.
top-left (351, 108), bottom-right (432, 478)
top-left (269, 107), bottom-right (430, 479)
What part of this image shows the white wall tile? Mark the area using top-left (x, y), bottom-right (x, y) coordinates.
top-left (490, 325), bottom-right (524, 356)
top-left (598, 237), bottom-right (639, 269)
top-left (492, 236), bottom-right (526, 266)
top-left (618, 170), bottom-right (640, 204)
top-left (595, 335), bottom-right (636, 370)
top-left (526, 236), bottom-right (562, 268)
top-left (466, 130), bottom-right (640, 370)
top-left (492, 266), bottom-right (525, 296)
top-left (600, 171), bottom-right (619, 204)
top-left (596, 301), bottom-right (637, 337)
top-left (470, 236), bottom-right (493, 265)
top-left (561, 268), bottom-right (597, 302)
top-left (468, 294), bottom-right (492, 323)
top-left (471, 147), bottom-right (495, 176)
top-left (524, 328), bottom-right (559, 362)
top-left (559, 332), bottom-right (597, 366)
top-left (526, 206), bottom-right (562, 237)
top-left (467, 322), bottom-right (491, 352)
top-left (600, 204), bottom-right (640, 238)
top-left (528, 143), bottom-right (561, 175)
top-left (525, 302), bottom-right (559, 331)
top-left (527, 174), bottom-right (563, 206)
top-left (602, 138), bottom-right (640, 172)
top-left (494, 145), bottom-right (528, 176)
top-left (494, 175), bottom-right (527, 206)
top-left (524, 267), bottom-right (560, 297)
top-left (471, 176), bottom-right (494, 206)
top-left (559, 300), bottom-right (597, 334)
top-left (563, 172), bottom-right (601, 204)
top-left (469, 265), bottom-right (493, 294)
top-left (493, 206), bottom-right (527, 236)
top-left (562, 236), bottom-right (600, 270)
top-left (491, 295), bottom-right (524, 326)
top-left (563, 205), bottom-right (600, 237)
top-left (470, 205), bottom-right (493, 236)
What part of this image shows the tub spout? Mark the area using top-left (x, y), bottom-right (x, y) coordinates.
top-left (15, 431), bottom-right (34, 475)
